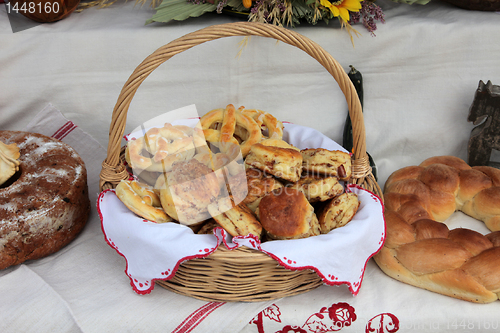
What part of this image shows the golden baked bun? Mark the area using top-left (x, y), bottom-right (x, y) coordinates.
top-left (375, 155), bottom-right (500, 303)
top-left (245, 138), bottom-right (303, 182)
top-left (289, 174), bottom-right (344, 203)
top-left (207, 197), bottom-right (262, 238)
top-left (242, 168), bottom-right (284, 212)
top-left (116, 180), bottom-right (172, 223)
top-left (384, 155), bottom-right (500, 229)
top-left (316, 192), bottom-right (360, 234)
top-left (300, 148), bottom-right (351, 181)
top-left (258, 188), bottom-right (320, 240)
top-left (157, 159), bottom-right (220, 225)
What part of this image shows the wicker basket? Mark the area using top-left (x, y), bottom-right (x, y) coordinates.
top-left (99, 22), bottom-right (382, 302)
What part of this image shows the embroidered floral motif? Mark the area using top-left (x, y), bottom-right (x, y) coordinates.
top-left (252, 302), bottom-right (360, 333)
top-left (276, 325), bottom-right (307, 333)
top-left (251, 302), bottom-right (400, 333)
top-left (366, 313), bottom-right (400, 333)
top-left (262, 304), bottom-right (281, 323)
top-left (303, 302), bottom-right (357, 332)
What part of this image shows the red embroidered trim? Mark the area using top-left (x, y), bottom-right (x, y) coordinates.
top-left (172, 302), bottom-right (225, 333)
top-left (97, 183), bottom-right (386, 296)
top-left (258, 184), bottom-right (386, 296)
top-left (52, 121), bottom-right (77, 140)
top-left (97, 190), bottom-right (222, 295)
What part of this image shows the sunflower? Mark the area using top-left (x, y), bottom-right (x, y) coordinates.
top-left (320, 0), bottom-right (363, 23)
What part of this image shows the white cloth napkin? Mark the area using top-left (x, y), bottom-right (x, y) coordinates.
top-left (99, 122), bottom-right (385, 295)
top-left (1, 104), bottom-right (277, 333)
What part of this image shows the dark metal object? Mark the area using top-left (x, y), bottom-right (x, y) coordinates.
top-left (342, 65), bottom-right (378, 181)
top-left (440, 0), bottom-right (500, 11)
top-left (467, 80), bottom-right (500, 169)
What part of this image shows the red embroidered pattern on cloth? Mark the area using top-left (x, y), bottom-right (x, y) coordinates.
top-left (250, 303), bottom-right (400, 333)
top-left (172, 302), bottom-right (225, 333)
top-left (52, 120), bottom-right (77, 140)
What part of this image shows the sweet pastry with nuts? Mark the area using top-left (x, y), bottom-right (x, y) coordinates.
top-left (245, 138), bottom-right (303, 182)
top-left (207, 196), bottom-right (262, 238)
top-left (115, 179), bottom-right (172, 223)
top-left (239, 168), bottom-right (284, 212)
top-left (157, 159), bottom-right (220, 225)
top-left (116, 106), bottom-right (359, 242)
top-left (201, 104), bottom-right (262, 157)
top-left (301, 148), bottom-right (351, 181)
top-left (289, 174), bottom-right (344, 203)
top-left (240, 108), bottom-right (284, 140)
top-left (257, 188), bottom-right (320, 240)
top-left (125, 123), bottom-right (203, 173)
top-left (316, 192), bottom-right (360, 234)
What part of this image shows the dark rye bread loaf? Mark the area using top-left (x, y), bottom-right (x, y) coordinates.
top-left (0, 131), bottom-right (90, 270)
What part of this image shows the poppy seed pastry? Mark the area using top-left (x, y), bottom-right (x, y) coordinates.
top-left (0, 131), bottom-right (90, 270)
top-left (258, 188), bottom-right (320, 240)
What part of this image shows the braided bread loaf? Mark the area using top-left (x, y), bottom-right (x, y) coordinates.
top-left (373, 156), bottom-right (500, 303)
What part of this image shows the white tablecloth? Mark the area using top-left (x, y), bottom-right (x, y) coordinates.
top-left (1, 1), bottom-right (500, 332)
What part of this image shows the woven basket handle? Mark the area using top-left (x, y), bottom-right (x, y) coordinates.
top-left (99, 22), bottom-right (381, 198)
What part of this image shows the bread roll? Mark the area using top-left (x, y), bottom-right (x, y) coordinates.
top-left (316, 192), bottom-right (360, 234)
top-left (289, 174), bottom-right (343, 203)
top-left (242, 168), bottom-right (283, 212)
top-left (158, 159), bottom-right (220, 225)
top-left (207, 197), bottom-right (262, 238)
top-left (300, 148), bottom-right (351, 181)
top-left (245, 139), bottom-right (303, 182)
top-left (257, 188), bottom-right (320, 240)
top-left (374, 155), bottom-right (500, 303)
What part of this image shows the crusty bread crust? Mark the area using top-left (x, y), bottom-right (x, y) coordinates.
top-left (0, 131), bottom-right (90, 270)
top-left (258, 188), bottom-right (320, 240)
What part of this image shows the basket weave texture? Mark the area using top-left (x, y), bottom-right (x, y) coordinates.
top-left (99, 22), bottom-right (382, 302)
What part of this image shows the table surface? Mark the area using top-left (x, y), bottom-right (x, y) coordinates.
top-left (1, 1), bottom-right (500, 332)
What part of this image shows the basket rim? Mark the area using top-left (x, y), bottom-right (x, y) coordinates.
top-left (98, 21), bottom-right (380, 198)
top-left (98, 21), bottom-right (383, 302)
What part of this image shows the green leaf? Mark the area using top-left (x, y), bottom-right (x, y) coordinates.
top-left (291, 0), bottom-right (316, 23)
top-left (291, 0), bottom-right (311, 16)
top-left (226, 0), bottom-right (248, 10)
top-left (146, 0), bottom-right (218, 24)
